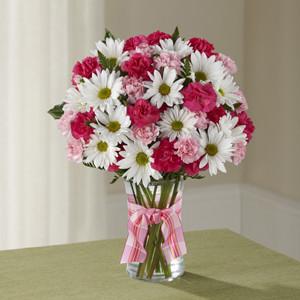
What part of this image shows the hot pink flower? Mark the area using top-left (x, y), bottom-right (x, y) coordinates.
top-left (146, 31), bottom-right (171, 46)
top-left (122, 76), bottom-right (144, 103)
top-left (151, 139), bottom-right (182, 173)
top-left (216, 53), bottom-right (237, 75)
top-left (207, 106), bottom-right (226, 123)
top-left (182, 82), bottom-right (217, 113)
top-left (174, 137), bottom-right (201, 164)
top-left (70, 109), bottom-right (95, 142)
top-left (58, 110), bottom-right (76, 136)
top-left (124, 35), bottom-right (148, 52)
top-left (234, 111), bottom-right (255, 142)
top-left (194, 111), bottom-right (209, 129)
top-left (67, 137), bottom-right (84, 163)
top-left (127, 99), bottom-right (160, 127)
top-left (71, 56), bottom-right (100, 85)
top-left (189, 38), bottom-right (215, 56)
top-left (184, 156), bottom-right (209, 176)
top-left (132, 124), bottom-right (159, 145)
top-left (121, 53), bottom-right (154, 80)
top-left (232, 141), bottom-right (246, 165)
top-left (154, 52), bottom-right (181, 73)
top-left (235, 90), bottom-right (248, 113)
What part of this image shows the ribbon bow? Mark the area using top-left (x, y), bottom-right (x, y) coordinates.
top-left (120, 196), bottom-right (187, 264)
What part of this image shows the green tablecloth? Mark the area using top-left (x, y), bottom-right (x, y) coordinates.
top-left (1, 229), bottom-right (300, 299)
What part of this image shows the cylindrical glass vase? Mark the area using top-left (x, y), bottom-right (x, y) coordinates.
top-left (123, 178), bottom-right (185, 282)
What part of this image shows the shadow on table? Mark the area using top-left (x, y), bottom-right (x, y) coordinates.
top-left (161, 272), bottom-right (300, 299)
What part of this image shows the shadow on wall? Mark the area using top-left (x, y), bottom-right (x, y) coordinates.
top-left (162, 272), bottom-right (300, 299)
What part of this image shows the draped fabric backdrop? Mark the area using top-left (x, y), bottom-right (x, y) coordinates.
top-left (0, 0), bottom-right (107, 250)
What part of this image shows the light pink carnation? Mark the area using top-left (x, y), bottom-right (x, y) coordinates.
top-left (174, 137), bottom-right (201, 164)
top-left (132, 124), bottom-right (159, 145)
top-left (194, 111), bottom-right (209, 129)
top-left (122, 76), bottom-right (144, 103)
top-left (232, 141), bottom-right (246, 165)
top-left (154, 52), bottom-right (181, 73)
top-left (235, 90), bottom-right (248, 113)
top-left (67, 137), bottom-right (84, 163)
top-left (216, 53), bottom-right (237, 75)
top-left (58, 110), bottom-right (76, 136)
top-left (135, 43), bottom-right (153, 56)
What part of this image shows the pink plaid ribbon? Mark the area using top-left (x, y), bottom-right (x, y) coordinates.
top-left (120, 195), bottom-right (187, 264)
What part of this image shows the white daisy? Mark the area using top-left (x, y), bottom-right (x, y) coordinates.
top-left (118, 142), bottom-right (161, 186)
top-left (94, 105), bottom-right (131, 144)
top-left (84, 134), bottom-right (119, 170)
top-left (159, 106), bottom-right (197, 141)
top-left (199, 125), bottom-right (234, 176)
top-left (190, 51), bottom-right (225, 83)
top-left (82, 69), bottom-right (122, 112)
top-left (144, 67), bottom-right (184, 108)
top-left (219, 114), bottom-right (247, 144)
top-left (63, 86), bottom-right (88, 113)
top-left (154, 38), bottom-right (192, 59)
top-left (214, 75), bottom-right (240, 109)
top-left (94, 37), bottom-right (128, 65)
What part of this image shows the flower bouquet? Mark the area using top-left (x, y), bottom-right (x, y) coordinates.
top-left (49, 27), bottom-right (254, 281)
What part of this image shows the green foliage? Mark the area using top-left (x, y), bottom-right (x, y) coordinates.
top-left (118, 94), bottom-right (128, 106)
top-left (97, 51), bottom-right (116, 72)
top-left (48, 102), bottom-right (65, 120)
top-left (181, 58), bottom-right (191, 78)
top-left (104, 28), bottom-right (115, 40)
top-left (171, 26), bottom-right (180, 43)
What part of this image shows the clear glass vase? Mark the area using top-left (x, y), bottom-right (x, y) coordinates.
top-left (123, 178), bottom-right (185, 282)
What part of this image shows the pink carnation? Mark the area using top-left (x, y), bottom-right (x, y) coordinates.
top-left (146, 31), bottom-right (172, 46)
top-left (207, 106), bottom-right (226, 123)
top-left (233, 111), bottom-right (255, 142)
top-left (58, 110), bottom-right (76, 136)
top-left (127, 99), bottom-right (160, 127)
top-left (67, 137), bottom-right (84, 163)
top-left (232, 141), bottom-right (246, 165)
top-left (183, 157), bottom-right (208, 176)
top-left (174, 137), bottom-right (201, 164)
top-left (194, 111), bottom-right (209, 129)
top-left (132, 124), bottom-right (159, 145)
top-left (189, 38), bottom-right (215, 56)
top-left (122, 76), bottom-right (144, 103)
top-left (235, 90), bottom-right (248, 113)
top-left (152, 139), bottom-right (182, 173)
top-left (72, 56), bottom-right (100, 85)
top-left (121, 53), bottom-right (154, 80)
top-left (154, 52), bottom-right (181, 73)
top-left (70, 109), bottom-right (95, 142)
top-left (216, 53), bottom-right (237, 75)
top-left (182, 82), bottom-right (217, 113)
top-left (135, 43), bottom-right (153, 56)
top-left (124, 35), bottom-right (148, 52)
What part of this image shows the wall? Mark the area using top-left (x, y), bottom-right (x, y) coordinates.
top-left (105, 0), bottom-right (246, 194)
top-left (244, 0), bottom-right (300, 200)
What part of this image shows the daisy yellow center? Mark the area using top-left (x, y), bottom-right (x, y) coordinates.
top-left (107, 121), bottom-right (121, 133)
top-left (195, 71), bottom-right (207, 82)
top-left (159, 83), bottom-right (171, 96)
top-left (205, 144), bottom-right (218, 156)
top-left (97, 141), bottom-right (108, 152)
top-left (107, 57), bottom-right (117, 68)
top-left (98, 88), bottom-right (111, 100)
top-left (171, 120), bottom-right (183, 132)
top-left (218, 88), bottom-right (225, 97)
top-left (136, 152), bottom-right (149, 166)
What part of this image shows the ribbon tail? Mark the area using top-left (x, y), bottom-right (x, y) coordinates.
top-left (161, 212), bottom-right (187, 263)
top-left (120, 214), bottom-right (148, 264)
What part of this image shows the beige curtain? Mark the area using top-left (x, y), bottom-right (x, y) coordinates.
top-left (0, 0), bottom-right (107, 250)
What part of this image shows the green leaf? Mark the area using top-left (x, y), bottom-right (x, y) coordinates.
top-left (104, 28), bottom-right (115, 40)
top-left (110, 175), bottom-right (120, 184)
top-left (98, 51), bottom-right (109, 69)
top-left (171, 26), bottom-right (180, 43)
top-left (223, 103), bottom-right (233, 112)
top-left (190, 174), bottom-right (205, 180)
top-left (82, 161), bottom-right (96, 168)
top-left (234, 102), bottom-right (242, 110)
top-left (182, 58), bottom-right (191, 77)
top-left (48, 102), bottom-right (65, 120)
top-left (118, 94), bottom-right (128, 106)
